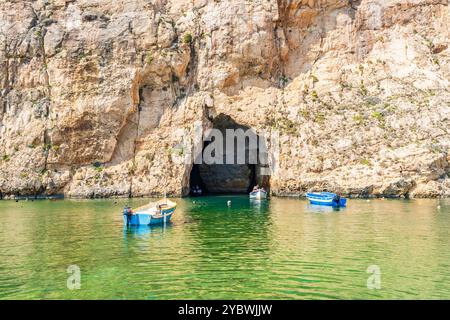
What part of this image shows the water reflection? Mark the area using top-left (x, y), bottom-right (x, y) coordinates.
top-left (249, 199), bottom-right (269, 212)
top-left (0, 197), bottom-right (450, 299)
top-left (305, 203), bottom-right (343, 213)
top-left (123, 224), bottom-right (172, 239)
top-left (179, 195), bottom-right (274, 299)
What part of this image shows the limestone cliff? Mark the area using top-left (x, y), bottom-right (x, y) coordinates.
top-left (0, 0), bottom-right (449, 199)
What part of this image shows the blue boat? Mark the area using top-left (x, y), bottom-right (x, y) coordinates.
top-left (306, 192), bottom-right (347, 207)
top-left (123, 199), bottom-right (177, 226)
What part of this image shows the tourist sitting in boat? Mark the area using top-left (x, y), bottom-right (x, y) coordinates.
top-left (252, 185), bottom-right (260, 192)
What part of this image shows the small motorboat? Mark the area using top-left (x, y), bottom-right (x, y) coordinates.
top-left (249, 189), bottom-right (268, 200)
top-left (190, 186), bottom-right (203, 197)
top-left (123, 198), bottom-right (177, 226)
top-left (306, 192), bottom-right (347, 207)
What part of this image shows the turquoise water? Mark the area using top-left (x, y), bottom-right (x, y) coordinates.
top-left (0, 196), bottom-right (449, 299)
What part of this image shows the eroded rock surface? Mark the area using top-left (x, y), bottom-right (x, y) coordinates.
top-left (0, 0), bottom-right (449, 198)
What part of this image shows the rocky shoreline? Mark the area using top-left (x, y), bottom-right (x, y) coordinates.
top-left (1, 190), bottom-right (449, 200)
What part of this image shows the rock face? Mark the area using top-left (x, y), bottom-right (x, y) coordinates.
top-left (0, 0), bottom-right (449, 199)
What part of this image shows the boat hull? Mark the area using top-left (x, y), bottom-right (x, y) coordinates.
top-left (249, 190), bottom-right (267, 200)
top-left (124, 209), bottom-right (175, 226)
top-left (307, 198), bottom-right (347, 207)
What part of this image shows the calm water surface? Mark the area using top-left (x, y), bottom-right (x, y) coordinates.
top-left (0, 196), bottom-right (449, 299)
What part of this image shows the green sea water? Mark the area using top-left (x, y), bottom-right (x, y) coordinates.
top-left (0, 196), bottom-right (449, 299)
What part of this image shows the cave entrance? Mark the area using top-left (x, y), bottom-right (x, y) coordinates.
top-left (189, 114), bottom-right (269, 195)
top-left (189, 163), bottom-right (208, 194)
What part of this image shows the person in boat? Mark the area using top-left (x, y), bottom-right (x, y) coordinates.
top-left (158, 203), bottom-right (168, 210)
top-left (124, 206), bottom-right (134, 225)
top-left (252, 185), bottom-right (259, 192)
top-left (333, 194), bottom-right (341, 204)
top-left (124, 206), bottom-right (134, 215)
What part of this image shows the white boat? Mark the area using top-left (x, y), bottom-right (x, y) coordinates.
top-left (249, 189), bottom-right (267, 200)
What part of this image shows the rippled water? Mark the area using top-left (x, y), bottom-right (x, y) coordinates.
top-left (0, 196), bottom-right (449, 299)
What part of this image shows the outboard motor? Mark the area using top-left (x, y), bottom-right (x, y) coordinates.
top-left (123, 206), bottom-right (133, 225)
top-left (333, 195), bottom-right (341, 206)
